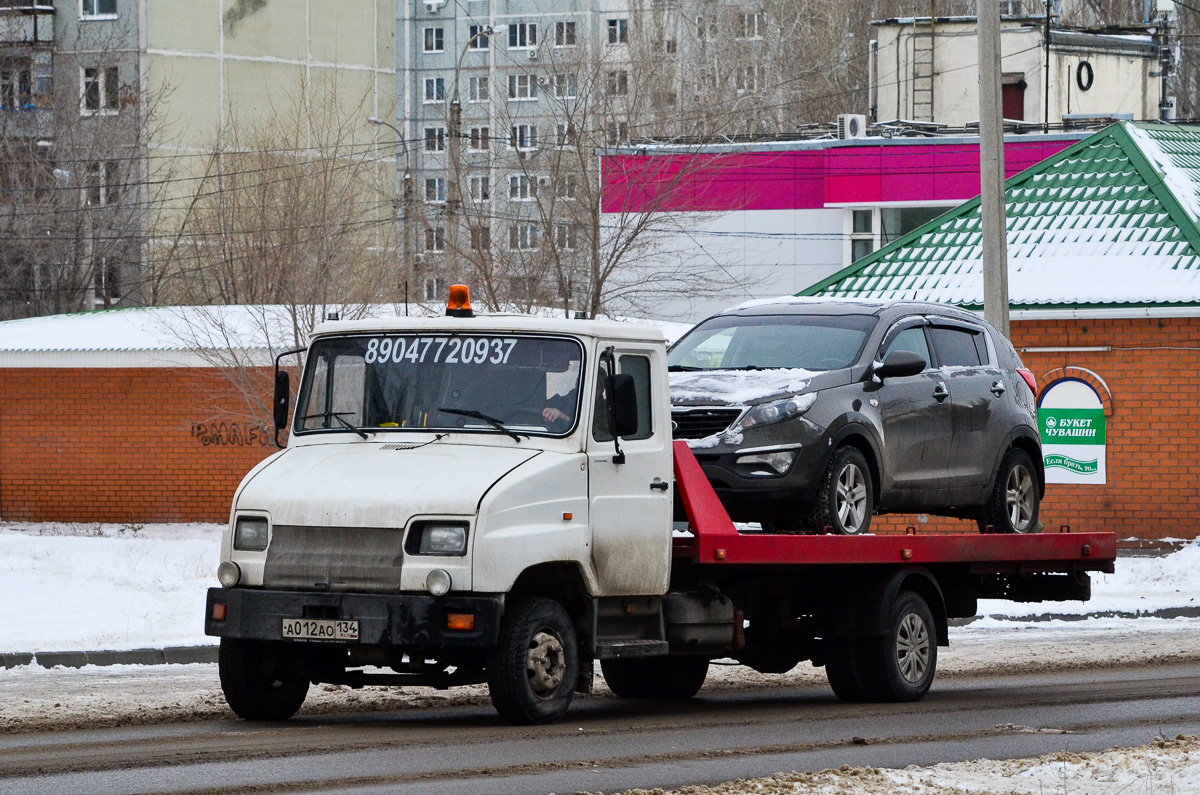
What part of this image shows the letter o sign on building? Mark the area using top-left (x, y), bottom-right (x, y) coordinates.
top-left (1076, 60), bottom-right (1094, 92)
top-left (1038, 378), bottom-right (1106, 484)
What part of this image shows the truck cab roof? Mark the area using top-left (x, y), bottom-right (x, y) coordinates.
top-left (310, 314), bottom-right (668, 344)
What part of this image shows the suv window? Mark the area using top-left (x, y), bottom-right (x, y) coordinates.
top-left (668, 314), bottom-right (876, 371)
top-left (929, 326), bottom-right (985, 367)
top-left (882, 326), bottom-right (930, 366)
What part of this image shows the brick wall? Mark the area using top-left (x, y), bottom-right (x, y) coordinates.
top-left (876, 316), bottom-right (1200, 542)
top-left (0, 367), bottom-right (276, 523)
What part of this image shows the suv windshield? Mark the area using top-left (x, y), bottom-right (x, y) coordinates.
top-left (668, 314), bottom-right (876, 371)
top-left (295, 334), bottom-right (584, 437)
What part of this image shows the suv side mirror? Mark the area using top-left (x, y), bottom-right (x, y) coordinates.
top-left (273, 370), bottom-right (290, 431)
top-left (875, 350), bottom-right (927, 380)
top-left (611, 373), bottom-right (638, 438)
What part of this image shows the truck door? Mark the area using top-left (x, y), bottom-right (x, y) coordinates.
top-left (586, 346), bottom-right (673, 596)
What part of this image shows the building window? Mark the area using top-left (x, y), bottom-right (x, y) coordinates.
top-left (660, 39), bottom-right (677, 54)
top-left (424, 77), bottom-right (445, 103)
top-left (555, 173), bottom-right (578, 199)
top-left (423, 275), bottom-right (442, 301)
top-left (607, 18), bottom-right (628, 44)
top-left (81, 66), bottom-right (118, 115)
top-left (470, 225), bottom-right (491, 251)
top-left (423, 27), bottom-right (444, 53)
top-left (425, 226), bottom-right (446, 253)
top-left (850, 208), bottom-right (874, 262)
top-left (423, 126), bottom-right (446, 152)
top-left (508, 22), bottom-right (536, 49)
top-left (555, 223), bottom-right (578, 251)
top-left (509, 222), bottom-right (539, 250)
top-left (553, 73), bottom-right (577, 99)
top-left (468, 125), bottom-right (489, 151)
top-left (468, 174), bottom-right (490, 201)
top-left (424, 177), bottom-right (447, 204)
top-left (736, 65), bottom-right (764, 93)
top-left (94, 258), bottom-right (120, 303)
top-left (84, 160), bottom-right (121, 206)
top-left (510, 124), bottom-right (538, 151)
top-left (508, 73), bottom-right (538, 101)
top-left (555, 20), bottom-right (576, 47)
top-left (508, 174), bottom-right (537, 200)
top-left (739, 12), bottom-right (763, 39)
top-left (468, 76), bottom-right (488, 102)
top-left (606, 70), bottom-right (628, 96)
top-left (0, 60), bottom-right (32, 110)
top-left (556, 122), bottom-right (576, 147)
top-left (606, 120), bottom-right (628, 146)
top-left (467, 24), bottom-right (490, 50)
top-left (81, 0), bottom-right (117, 18)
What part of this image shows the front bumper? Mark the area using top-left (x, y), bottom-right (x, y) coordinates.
top-left (205, 588), bottom-right (503, 648)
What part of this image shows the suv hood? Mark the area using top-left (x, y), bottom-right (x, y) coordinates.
top-left (669, 368), bottom-right (818, 407)
top-left (236, 442), bottom-right (539, 527)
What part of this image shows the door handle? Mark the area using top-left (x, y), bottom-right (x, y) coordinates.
top-left (650, 481), bottom-right (669, 491)
top-left (932, 383), bottom-right (949, 402)
top-left (990, 380), bottom-right (1006, 397)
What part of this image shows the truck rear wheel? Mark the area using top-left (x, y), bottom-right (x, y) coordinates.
top-left (487, 597), bottom-right (579, 725)
top-left (601, 656), bottom-right (709, 699)
top-left (218, 638), bottom-right (309, 721)
top-left (868, 590), bottom-right (937, 702)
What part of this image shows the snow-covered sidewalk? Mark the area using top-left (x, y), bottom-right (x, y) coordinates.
top-left (4, 521), bottom-right (1200, 654)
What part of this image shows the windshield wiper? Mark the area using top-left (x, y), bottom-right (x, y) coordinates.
top-left (667, 364), bottom-right (705, 372)
top-left (725, 365), bottom-right (779, 371)
top-left (295, 410), bottom-right (368, 439)
top-left (438, 408), bottom-right (524, 442)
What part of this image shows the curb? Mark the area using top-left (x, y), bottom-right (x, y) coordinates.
top-left (2, 645), bottom-right (218, 670)
top-left (949, 604), bottom-right (1200, 627)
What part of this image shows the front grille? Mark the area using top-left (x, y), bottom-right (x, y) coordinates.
top-left (264, 525), bottom-right (405, 594)
top-left (671, 408), bottom-right (742, 440)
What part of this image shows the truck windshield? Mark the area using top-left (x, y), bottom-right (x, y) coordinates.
top-left (295, 334), bottom-right (584, 437)
top-left (668, 314), bottom-right (877, 371)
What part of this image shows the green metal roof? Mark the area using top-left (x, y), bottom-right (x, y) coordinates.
top-left (802, 122), bottom-right (1200, 309)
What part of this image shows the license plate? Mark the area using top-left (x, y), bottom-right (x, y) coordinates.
top-left (281, 618), bottom-right (359, 642)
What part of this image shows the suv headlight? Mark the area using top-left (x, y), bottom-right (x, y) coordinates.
top-left (233, 516), bottom-right (269, 551)
top-left (734, 393), bottom-right (817, 433)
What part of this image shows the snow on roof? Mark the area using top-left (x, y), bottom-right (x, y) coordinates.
top-left (803, 122), bottom-right (1200, 311)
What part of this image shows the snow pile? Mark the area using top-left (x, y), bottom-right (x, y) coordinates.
top-left (617, 735), bottom-right (1200, 795)
top-left (670, 369), bottom-right (815, 405)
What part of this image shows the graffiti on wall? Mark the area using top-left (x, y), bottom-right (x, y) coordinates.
top-left (191, 422), bottom-right (274, 447)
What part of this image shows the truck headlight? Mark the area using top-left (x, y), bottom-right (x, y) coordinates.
top-left (415, 522), bottom-right (468, 556)
top-left (217, 561), bottom-right (241, 588)
top-left (734, 393), bottom-right (817, 433)
top-left (233, 516), bottom-right (269, 551)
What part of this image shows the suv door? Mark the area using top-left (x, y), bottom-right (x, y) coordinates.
top-left (927, 321), bottom-right (1004, 489)
top-left (873, 320), bottom-right (954, 498)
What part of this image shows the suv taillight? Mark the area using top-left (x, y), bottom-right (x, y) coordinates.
top-left (1017, 368), bottom-right (1038, 396)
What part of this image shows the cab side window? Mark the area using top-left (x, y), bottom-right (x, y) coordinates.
top-left (593, 354), bottom-right (653, 442)
top-left (929, 326), bottom-right (985, 367)
top-left (882, 326), bottom-right (930, 368)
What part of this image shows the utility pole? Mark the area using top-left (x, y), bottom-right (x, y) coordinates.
top-left (1043, 0), bottom-right (1051, 134)
top-left (978, 0), bottom-right (1010, 337)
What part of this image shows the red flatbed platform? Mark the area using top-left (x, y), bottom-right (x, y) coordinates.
top-left (672, 441), bottom-right (1117, 573)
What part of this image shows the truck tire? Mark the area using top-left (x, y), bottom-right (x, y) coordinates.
top-left (601, 656), bottom-right (709, 699)
top-left (809, 446), bottom-right (873, 535)
top-left (824, 640), bottom-right (876, 703)
top-left (487, 597), bottom-right (578, 725)
top-left (977, 448), bottom-right (1040, 534)
top-left (865, 590), bottom-right (937, 702)
top-left (218, 638), bottom-right (309, 721)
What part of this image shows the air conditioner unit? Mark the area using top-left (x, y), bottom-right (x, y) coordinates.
top-left (536, 75), bottom-right (550, 86)
top-left (528, 49), bottom-right (539, 60)
top-left (537, 176), bottom-right (551, 187)
top-left (837, 113), bottom-right (868, 140)
top-left (424, 0), bottom-right (446, 12)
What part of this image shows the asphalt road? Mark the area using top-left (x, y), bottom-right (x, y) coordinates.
top-left (3, 662), bottom-right (1199, 795)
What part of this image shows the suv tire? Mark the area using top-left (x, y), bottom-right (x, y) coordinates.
top-left (810, 446), bottom-right (873, 535)
top-left (978, 448), bottom-right (1040, 534)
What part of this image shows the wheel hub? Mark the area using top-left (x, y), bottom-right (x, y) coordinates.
top-left (836, 464), bottom-right (868, 533)
top-left (1006, 465), bottom-right (1035, 532)
top-left (526, 630), bottom-right (566, 697)
top-left (895, 612), bottom-right (931, 683)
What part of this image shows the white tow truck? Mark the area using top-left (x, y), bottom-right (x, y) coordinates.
top-left (205, 287), bottom-right (1116, 725)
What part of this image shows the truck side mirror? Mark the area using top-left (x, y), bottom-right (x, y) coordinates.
top-left (611, 373), bottom-right (638, 438)
top-left (273, 371), bottom-right (290, 432)
top-left (874, 350), bottom-right (927, 380)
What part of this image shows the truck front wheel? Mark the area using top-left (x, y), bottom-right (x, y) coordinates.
top-left (487, 597), bottom-right (579, 725)
top-left (601, 656), bottom-right (709, 699)
top-left (218, 638), bottom-right (309, 721)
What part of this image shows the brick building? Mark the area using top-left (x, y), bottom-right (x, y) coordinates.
top-left (805, 122), bottom-right (1200, 543)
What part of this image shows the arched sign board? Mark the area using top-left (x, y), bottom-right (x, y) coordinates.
top-left (1037, 379), bottom-right (1106, 484)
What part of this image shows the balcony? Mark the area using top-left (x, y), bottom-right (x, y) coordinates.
top-left (0, 1), bottom-right (54, 45)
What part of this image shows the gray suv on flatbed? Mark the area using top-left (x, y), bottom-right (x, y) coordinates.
top-left (668, 298), bottom-right (1043, 535)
